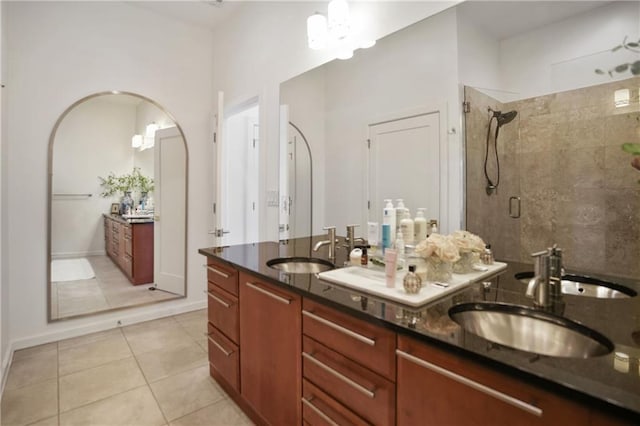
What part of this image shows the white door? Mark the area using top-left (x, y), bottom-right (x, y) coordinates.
top-left (368, 112), bottom-right (441, 226)
top-left (217, 99), bottom-right (260, 246)
top-left (153, 126), bottom-right (186, 295)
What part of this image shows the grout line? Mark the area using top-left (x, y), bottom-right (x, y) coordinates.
top-left (120, 322), bottom-right (171, 426)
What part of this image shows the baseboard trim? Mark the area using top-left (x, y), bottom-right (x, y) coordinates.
top-left (8, 299), bottom-right (206, 353)
top-left (1, 342), bottom-right (14, 397)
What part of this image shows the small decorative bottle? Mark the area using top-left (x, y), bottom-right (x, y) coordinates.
top-left (403, 265), bottom-right (423, 294)
top-left (480, 244), bottom-right (494, 265)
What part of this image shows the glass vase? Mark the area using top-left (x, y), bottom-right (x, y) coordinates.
top-left (121, 191), bottom-right (134, 215)
top-left (426, 257), bottom-right (453, 283)
top-left (453, 251), bottom-right (477, 274)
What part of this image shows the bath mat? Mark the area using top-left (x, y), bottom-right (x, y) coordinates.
top-left (51, 258), bottom-right (96, 282)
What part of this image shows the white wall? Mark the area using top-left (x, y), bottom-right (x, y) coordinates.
top-left (211, 1), bottom-right (460, 242)
top-left (0, 0), bottom-right (8, 389)
top-left (322, 7), bottom-right (462, 234)
top-left (5, 1), bottom-right (213, 353)
top-left (52, 98), bottom-right (135, 257)
top-left (500, 1), bottom-right (640, 101)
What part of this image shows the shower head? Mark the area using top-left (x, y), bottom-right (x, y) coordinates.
top-left (496, 110), bottom-right (517, 127)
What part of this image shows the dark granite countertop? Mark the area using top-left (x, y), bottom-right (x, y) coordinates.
top-left (199, 237), bottom-right (640, 420)
top-left (103, 213), bottom-right (154, 224)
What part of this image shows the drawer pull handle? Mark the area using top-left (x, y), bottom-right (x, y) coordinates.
top-left (396, 350), bottom-right (542, 417)
top-left (207, 291), bottom-right (231, 308)
top-left (208, 335), bottom-right (233, 357)
top-left (302, 310), bottom-right (375, 346)
top-left (301, 397), bottom-right (339, 426)
top-left (205, 265), bottom-right (231, 279)
top-left (246, 282), bottom-right (291, 305)
top-left (302, 352), bottom-right (375, 399)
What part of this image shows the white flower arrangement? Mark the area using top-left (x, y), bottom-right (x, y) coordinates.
top-left (450, 230), bottom-right (485, 253)
top-left (415, 233), bottom-right (461, 263)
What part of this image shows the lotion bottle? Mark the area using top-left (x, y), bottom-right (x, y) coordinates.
top-left (414, 208), bottom-right (428, 242)
top-left (395, 199), bottom-right (406, 233)
top-left (400, 210), bottom-right (414, 245)
top-left (382, 199), bottom-right (395, 251)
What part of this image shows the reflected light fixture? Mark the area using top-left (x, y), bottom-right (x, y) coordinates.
top-left (131, 134), bottom-right (143, 148)
top-left (307, 0), bottom-right (375, 60)
top-left (139, 122), bottom-right (160, 151)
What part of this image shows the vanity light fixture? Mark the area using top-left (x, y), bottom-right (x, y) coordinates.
top-left (306, 0), bottom-right (375, 60)
top-left (139, 122), bottom-right (160, 151)
top-left (131, 134), bottom-right (143, 148)
top-left (614, 88), bottom-right (630, 108)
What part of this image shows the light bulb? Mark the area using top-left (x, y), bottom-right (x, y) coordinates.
top-left (328, 0), bottom-right (350, 40)
top-left (131, 134), bottom-right (143, 148)
top-left (307, 13), bottom-right (328, 50)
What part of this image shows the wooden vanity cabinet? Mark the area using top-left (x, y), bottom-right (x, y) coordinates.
top-left (103, 215), bottom-right (153, 284)
top-left (396, 334), bottom-right (593, 426)
top-left (302, 298), bottom-right (396, 426)
top-left (239, 272), bottom-right (301, 426)
top-left (206, 257), bottom-right (240, 393)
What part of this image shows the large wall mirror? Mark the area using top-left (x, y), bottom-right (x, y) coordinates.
top-left (47, 92), bottom-right (188, 321)
top-left (279, 1), bottom-right (639, 280)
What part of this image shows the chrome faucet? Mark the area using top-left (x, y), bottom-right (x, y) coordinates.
top-left (345, 224), bottom-right (366, 254)
top-left (526, 245), bottom-right (564, 313)
top-left (313, 226), bottom-right (339, 263)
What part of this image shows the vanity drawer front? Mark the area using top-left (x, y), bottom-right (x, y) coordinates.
top-left (207, 323), bottom-right (240, 392)
top-left (206, 259), bottom-right (239, 296)
top-left (302, 336), bottom-right (395, 426)
top-left (207, 282), bottom-right (239, 344)
top-left (302, 298), bottom-right (396, 380)
top-left (302, 379), bottom-right (369, 426)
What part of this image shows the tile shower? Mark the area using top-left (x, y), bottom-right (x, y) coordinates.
top-left (465, 77), bottom-right (640, 279)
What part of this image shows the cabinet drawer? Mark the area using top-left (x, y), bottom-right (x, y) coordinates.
top-left (207, 282), bottom-right (239, 344)
top-left (302, 298), bottom-right (396, 381)
top-left (206, 259), bottom-right (238, 296)
top-left (302, 379), bottom-right (369, 426)
top-left (302, 336), bottom-right (395, 426)
top-left (207, 323), bottom-right (240, 392)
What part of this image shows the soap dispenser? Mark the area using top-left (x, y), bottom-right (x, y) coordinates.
top-left (400, 209), bottom-right (414, 245)
top-left (414, 208), bottom-right (428, 242)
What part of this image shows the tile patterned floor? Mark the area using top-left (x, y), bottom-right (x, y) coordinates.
top-left (51, 255), bottom-right (180, 320)
top-left (1, 310), bottom-right (254, 426)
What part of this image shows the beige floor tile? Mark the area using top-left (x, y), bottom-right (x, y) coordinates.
top-left (59, 357), bottom-right (146, 413)
top-left (150, 365), bottom-right (225, 421)
top-left (172, 309), bottom-right (206, 324)
top-left (174, 314), bottom-right (207, 344)
top-left (25, 415), bottom-right (58, 426)
top-left (170, 399), bottom-right (254, 426)
top-left (59, 386), bottom-right (165, 426)
top-left (57, 328), bottom-right (122, 351)
top-left (5, 349), bottom-right (57, 390)
top-left (135, 341), bottom-right (207, 383)
top-left (58, 333), bottom-right (132, 376)
top-left (12, 342), bottom-right (57, 362)
top-left (57, 293), bottom-right (109, 317)
top-left (123, 319), bottom-right (194, 356)
top-left (1, 378), bottom-right (57, 426)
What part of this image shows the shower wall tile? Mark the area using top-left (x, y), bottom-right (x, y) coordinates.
top-left (466, 78), bottom-right (639, 277)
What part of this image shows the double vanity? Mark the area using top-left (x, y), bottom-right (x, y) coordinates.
top-left (199, 236), bottom-right (640, 425)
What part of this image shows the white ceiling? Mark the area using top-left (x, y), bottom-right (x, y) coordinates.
top-left (457, 1), bottom-right (612, 40)
top-left (127, 1), bottom-right (614, 39)
top-left (126, 1), bottom-right (244, 31)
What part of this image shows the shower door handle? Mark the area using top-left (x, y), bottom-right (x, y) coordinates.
top-left (509, 196), bottom-right (521, 219)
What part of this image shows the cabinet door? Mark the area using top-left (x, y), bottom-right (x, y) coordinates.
top-left (397, 335), bottom-right (590, 426)
top-left (239, 272), bottom-right (301, 426)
